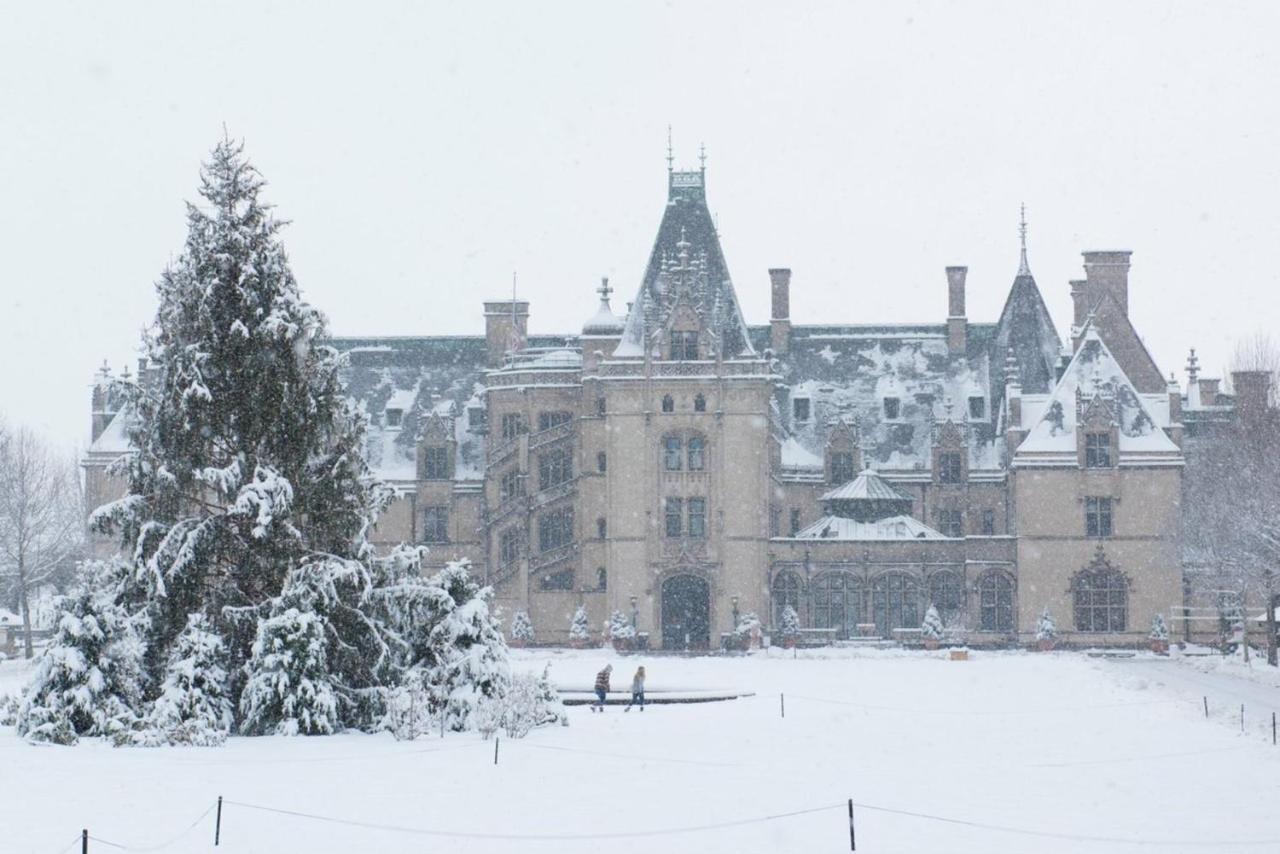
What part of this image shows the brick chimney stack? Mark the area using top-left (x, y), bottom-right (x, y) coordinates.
top-left (769, 268), bottom-right (792, 356)
top-left (1231, 370), bottom-right (1273, 426)
top-left (484, 300), bottom-right (530, 368)
top-left (1082, 250), bottom-right (1132, 317)
top-left (945, 266), bottom-right (967, 357)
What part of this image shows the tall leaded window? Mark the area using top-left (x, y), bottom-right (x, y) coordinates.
top-left (1073, 568), bottom-right (1128, 632)
top-left (596, 517), bottom-right (607, 539)
top-left (501, 413), bottom-right (524, 440)
top-left (830, 451), bottom-right (855, 485)
top-left (936, 509), bottom-right (963, 538)
top-left (872, 572), bottom-right (921, 637)
top-left (1085, 496), bottom-right (1113, 537)
top-left (927, 571), bottom-right (965, 627)
top-left (597, 451), bottom-right (607, 473)
top-left (597, 567), bottom-right (607, 590)
top-left (664, 497), bottom-right (683, 538)
top-left (499, 528), bottom-right (519, 566)
top-left (661, 394), bottom-right (675, 413)
top-left (537, 507), bottom-right (574, 552)
top-left (789, 508), bottom-right (802, 536)
top-left (422, 506), bottom-right (449, 543)
top-left (538, 446), bottom-right (573, 491)
top-left (981, 509), bottom-right (996, 535)
top-left (814, 573), bottom-right (863, 639)
top-left (772, 571), bottom-right (802, 628)
top-left (687, 498), bottom-right (706, 538)
top-left (663, 436), bottom-right (683, 471)
top-left (977, 571), bottom-right (1014, 632)
top-left (541, 569), bottom-right (574, 590)
top-left (423, 446), bottom-right (449, 480)
top-left (687, 437), bottom-right (706, 471)
top-left (883, 397), bottom-right (900, 420)
top-left (500, 469), bottom-right (523, 501)
top-left (537, 410), bottom-right (573, 432)
top-left (793, 398), bottom-right (810, 422)
top-left (694, 393), bottom-right (706, 412)
top-left (937, 451), bottom-right (963, 484)
top-left (670, 330), bottom-right (699, 360)
top-left (1085, 432), bottom-right (1112, 468)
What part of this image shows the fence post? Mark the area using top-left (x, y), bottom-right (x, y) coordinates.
top-left (81, 829), bottom-right (88, 854)
top-left (1273, 711), bottom-right (1276, 745)
top-left (781, 693), bottom-right (785, 718)
top-left (1241, 704), bottom-right (1245, 733)
top-left (848, 799), bottom-right (855, 850)
top-left (1203, 696), bottom-right (1208, 718)
top-left (494, 737), bottom-right (500, 766)
top-left (215, 795), bottom-right (223, 846)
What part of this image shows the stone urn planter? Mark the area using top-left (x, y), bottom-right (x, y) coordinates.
top-left (1038, 638), bottom-right (1057, 652)
top-left (923, 637), bottom-right (940, 651)
top-left (1150, 637), bottom-right (1169, 655)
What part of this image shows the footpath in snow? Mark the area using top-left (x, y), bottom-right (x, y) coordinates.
top-left (2, 647), bottom-right (1279, 854)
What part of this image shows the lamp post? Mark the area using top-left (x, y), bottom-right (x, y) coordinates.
top-left (630, 595), bottom-right (638, 631)
top-left (732, 595), bottom-right (740, 628)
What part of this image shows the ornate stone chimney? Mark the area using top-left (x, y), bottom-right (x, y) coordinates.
top-left (769, 268), bottom-right (791, 356)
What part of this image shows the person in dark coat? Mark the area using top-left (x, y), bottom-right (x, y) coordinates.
top-left (625, 665), bottom-right (646, 712)
top-left (591, 663), bottom-right (612, 711)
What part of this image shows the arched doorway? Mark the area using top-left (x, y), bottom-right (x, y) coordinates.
top-left (662, 574), bottom-right (710, 650)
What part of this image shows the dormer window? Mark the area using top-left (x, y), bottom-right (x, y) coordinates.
top-left (937, 451), bottom-right (963, 484)
top-left (830, 451), bottom-right (855, 485)
top-left (793, 398), bottom-right (811, 422)
top-left (423, 446), bottom-right (450, 480)
top-left (883, 397), bottom-right (900, 420)
top-left (385, 408), bottom-right (403, 429)
top-left (670, 330), bottom-right (699, 360)
top-left (968, 396), bottom-right (985, 420)
top-left (1085, 432), bottom-right (1112, 468)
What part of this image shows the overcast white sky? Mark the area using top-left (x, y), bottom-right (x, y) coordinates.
top-left (2, 1), bottom-right (1278, 451)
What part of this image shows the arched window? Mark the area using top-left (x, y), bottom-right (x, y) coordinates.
top-left (927, 570), bottom-right (966, 627)
top-left (977, 571), bottom-right (1014, 632)
top-left (814, 573), bottom-right (863, 639)
top-left (597, 567), bottom-right (607, 591)
top-left (663, 436), bottom-right (683, 471)
top-left (772, 571), bottom-right (803, 629)
top-left (687, 436), bottom-right (705, 471)
top-left (694, 393), bottom-right (706, 413)
top-left (661, 394), bottom-right (675, 413)
top-left (596, 517), bottom-right (607, 540)
top-left (872, 573), bottom-right (921, 637)
top-left (1073, 567), bottom-right (1128, 632)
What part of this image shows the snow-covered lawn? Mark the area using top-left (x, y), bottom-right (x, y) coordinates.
top-left (3, 648), bottom-right (1279, 854)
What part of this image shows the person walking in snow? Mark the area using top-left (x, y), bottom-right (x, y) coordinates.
top-left (591, 663), bottom-right (612, 712)
top-left (624, 665), bottom-right (646, 712)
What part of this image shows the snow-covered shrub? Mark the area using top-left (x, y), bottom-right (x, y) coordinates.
top-left (240, 600), bottom-right (338, 736)
top-left (384, 668), bottom-right (435, 741)
top-left (920, 606), bottom-right (944, 640)
top-left (18, 584), bottom-right (144, 744)
top-left (0, 693), bottom-right (20, 727)
top-left (734, 612), bottom-right (763, 638)
top-left (499, 663), bottom-right (568, 738)
top-left (509, 610), bottom-right (534, 645)
top-left (129, 613), bottom-right (233, 746)
top-left (608, 610), bottom-right (636, 641)
top-left (1036, 608), bottom-right (1058, 642)
top-left (1149, 613), bottom-right (1169, 641)
top-left (568, 606), bottom-right (591, 644)
top-left (778, 605), bottom-right (801, 642)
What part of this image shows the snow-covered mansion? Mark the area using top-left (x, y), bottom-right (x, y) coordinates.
top-left (85, 162), bottom-right (1267, 649)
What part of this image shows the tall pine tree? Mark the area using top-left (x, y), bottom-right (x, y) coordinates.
top-left (88, 137), bottom-right (391, 728)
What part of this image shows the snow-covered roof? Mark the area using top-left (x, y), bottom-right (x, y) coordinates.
top-left (784, 514), bottom-right (950, 541)
top-left (1014, 328), bottom-right (1180, 463)
top-left (820, 469), bottom-right (910, 502)
top-left (582, 297), bottom-right (625, 335)
top-left (88, 407), bottom-right (133, 455)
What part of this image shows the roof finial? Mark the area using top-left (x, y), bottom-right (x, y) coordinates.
top-left (597, 276), bottom-right (613, 303)
top-left (1186, 347), bottom-right (1200, 382)
top-left (1017, 202), bottom-right (1031, 276)
top-left (666, 125), bottom-right (674, 172)
top-left (699, 142), bottom-right (707, 172)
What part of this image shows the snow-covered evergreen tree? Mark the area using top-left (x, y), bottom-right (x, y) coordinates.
top-left (17, 577), bottom-right (144, 744)
top-left (779, 605), bottom-right (801, 642)
top-left (568, 605), bottom-right (591, 643)
top-left (920, 606), bottom-right (944, 640)
top-left (608, 610), bottom-right (636, 641)
top-left (132, 613), bottom-right (233, 746)
top-left (240, 587), bottom-right (338, 736)
top-left (1149, 613), bottom-right (1169, 641)
top-left (509, 610), bottom-right (534, 645)
top-left (734, 611), bottom-right (762, 638)
top-left (1036, 608), bottom-right (1058, 642)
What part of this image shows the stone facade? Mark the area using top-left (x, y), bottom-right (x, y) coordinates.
top-left (84, 162), bottom-right (1216, 650)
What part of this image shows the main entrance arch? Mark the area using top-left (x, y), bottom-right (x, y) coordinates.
top-left (661, 574), bottom-right (710, 650)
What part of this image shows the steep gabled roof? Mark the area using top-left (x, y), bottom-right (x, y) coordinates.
top-left (614, 169), bottom-right (753, 357)
top-left (1077, 289), bottom-right (1166, 394)
top-left (988, 268), bottom-right (1063, 410)
top-left (1015, 328), bottom-right (1180, 463)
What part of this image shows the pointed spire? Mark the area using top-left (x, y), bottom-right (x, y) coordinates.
top-left (1017, 202), bottom-right (1031, 276)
